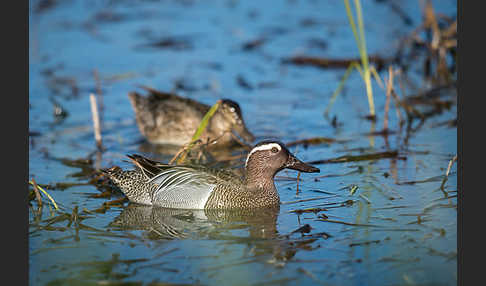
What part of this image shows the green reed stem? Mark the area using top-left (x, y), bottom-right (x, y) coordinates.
top-left (325, 62), bottom-right (359, 117)
top-left (343, 0), bottom-right (375, 117)
top-left (176, 100), bottom-right (221, 164)
top-left (354, 0), bottom-right (375, 116)
top-left (190, 100), bottom-right (221, 142)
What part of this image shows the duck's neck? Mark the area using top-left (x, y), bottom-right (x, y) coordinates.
top-left (237, 166), bottom-right (280, 208)
top-left (208, 112), bottom-right (231, 136)
top-left (245, 167), bottom-right (278, 195)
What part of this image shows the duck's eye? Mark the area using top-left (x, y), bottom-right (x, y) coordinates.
top-left (229, 107), bottom-right (236, 112)
top-left (271, 147), bottom-right (279, 153)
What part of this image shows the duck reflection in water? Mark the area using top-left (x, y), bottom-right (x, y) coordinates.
top-left (108, 204), bottom-right (315, 265)
top-left (109, 204), bottom-right (280, 240)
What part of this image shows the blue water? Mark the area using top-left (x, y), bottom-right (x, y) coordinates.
top-left (29, 0), bottom-right (457, 285)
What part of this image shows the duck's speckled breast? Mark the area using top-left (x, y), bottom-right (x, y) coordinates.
top-left (204, 182), bottom-right (280, 209)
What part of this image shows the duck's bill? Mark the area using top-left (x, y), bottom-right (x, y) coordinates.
top-left (286, 155), bottom-right (320, 173)
top-left (235, 124), bottom-right (255, 143)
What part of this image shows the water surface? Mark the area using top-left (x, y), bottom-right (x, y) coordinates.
top-left (29, 0), bottom-right (457, 285)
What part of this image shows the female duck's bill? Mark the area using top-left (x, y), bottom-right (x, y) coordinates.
top-left (219, 99), bottom-right (255, 143)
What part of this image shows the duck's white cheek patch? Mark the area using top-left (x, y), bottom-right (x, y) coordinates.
top-left (245, 143), bottom-right (282, 167)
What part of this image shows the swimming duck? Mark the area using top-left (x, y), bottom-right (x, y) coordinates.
top-left (103, 140), bottom-right (320, 209)
top-left (128, 87), bottom-right (255, 146)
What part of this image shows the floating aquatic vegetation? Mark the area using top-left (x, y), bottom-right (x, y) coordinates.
top-left (135, 35), bottom-right (194, 51)
top-left (308, 150), bottom-right (405, 165)
top-left (283, 55), bottom-right (387, 70)
top-left (286, 137), bottom-right (349, 148)
top-left (241, 37), bottom-right (268, 51)
top-left (289, 208), bottom-right (328, 215)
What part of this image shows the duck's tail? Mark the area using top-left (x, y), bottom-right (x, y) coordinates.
top-left (100, 164), bottom-right (153, 205)
top-left (126, 154), bottom-right (164, 178)
top-left (100, 166), bottom-right (126, 186)
top-left (127, 91), bottom-right (145, 110)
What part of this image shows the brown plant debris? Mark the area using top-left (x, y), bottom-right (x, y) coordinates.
top-left (308, 151), bottom-right (405, 165)
top-left (286, 137), bottom-right (348, 147)
top-left (290, 208), bottom-right (328, 215)
top-left (282, 55), bottom-right (390, 71)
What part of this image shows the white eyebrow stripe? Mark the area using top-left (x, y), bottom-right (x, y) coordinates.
top-left (245, 143), bottom-right (282, 167)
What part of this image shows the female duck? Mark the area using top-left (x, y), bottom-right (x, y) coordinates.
top-left (128, 88), bottom-right (254, 146)
top-left (104, 140), bottom-right (320, 209)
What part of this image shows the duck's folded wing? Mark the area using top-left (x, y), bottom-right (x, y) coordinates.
top-left (147, 166), bottom-right (218, 209)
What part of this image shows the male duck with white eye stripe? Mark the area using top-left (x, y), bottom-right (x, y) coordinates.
top-left (103, 140), bottom-right (320, 209)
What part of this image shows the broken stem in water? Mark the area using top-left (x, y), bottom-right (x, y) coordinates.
top-left (296, 172), bottom-right (301, 195)
top-left (31, 178), bottom-right (43, 207)
top-left (89, 93), bottom-right (103, 151)
top-left (440, 154), bottom-right (458, 191)
top-left (384, 66), bottom-right (394, 131)
top-left (93, 69), bottom-right (103, 120)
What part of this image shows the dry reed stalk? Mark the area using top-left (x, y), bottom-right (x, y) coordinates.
top-left (387, 69), bottom-right (404, 124)
top-left (93, 70), bottom-right (104, 124)
top-left (445, 155), bottom-right (458, 177)
top-left (295, 172), bottom-right (301, 195)
top-left (169, 131), bottom-right (233, 165)
top-left (392, 70), bottom-right (423, 119)
top-left (93, 70), bottom-right (103, 111)
top-left (89, 93), bottom-right (103, 150)
top-left (31, 178), bottom-right (42, 207)
top-left (383, 66), bottom-right (394, 131)
top-left (368, 66), bottom-right (403, 128)
top-left (390, 90), bottom-right (404, 125)
top-left (440, 154), bottom-right (458, 190)
top-left (169, 144), bottom-right (190, 165)
top-left (423, 0), bottom-right (441, 50)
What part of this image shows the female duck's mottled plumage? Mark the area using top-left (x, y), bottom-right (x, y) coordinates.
top-left (104, 141), bottom-right (320, 209)
top-left (128, 87), bottom-right (254, 146)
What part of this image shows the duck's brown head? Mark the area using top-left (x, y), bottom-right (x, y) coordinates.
top-left (215, 99), bottom-right (255, 144)
top-left (245, 140), bottom-right (320, 180)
